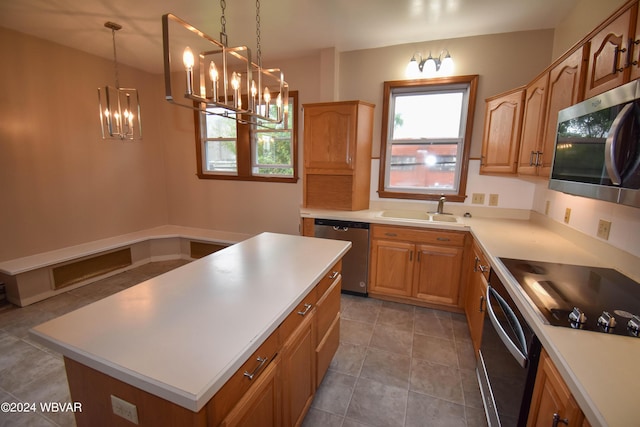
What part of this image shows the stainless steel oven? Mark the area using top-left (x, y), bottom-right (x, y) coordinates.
top-left (477, 270), bottom-right (541, 427)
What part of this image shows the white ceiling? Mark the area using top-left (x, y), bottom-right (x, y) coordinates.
top-left (0, 0), bottom-right (579, 74)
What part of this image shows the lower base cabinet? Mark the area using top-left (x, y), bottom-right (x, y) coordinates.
top-left (527, 349), bottom-right (591, 427)
top-left (220, 359), bottom-right (281, 427)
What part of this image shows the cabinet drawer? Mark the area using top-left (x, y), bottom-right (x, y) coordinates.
top-left (473, 241), bottom-right (491, 280)
top-left (316, 312), bottom-right (340, 386)
top-left (372, 224), bottom-right (466, 246)
top-left (207, 329), bottom-right (280, 425)
top-left (279, 291), bottom-right (318, 344)
top-left (316, 274), bottom-right (341, 340)
top-left (315, 261), bottom-right (342, 299)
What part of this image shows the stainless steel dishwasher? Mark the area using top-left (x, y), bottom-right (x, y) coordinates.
top-left (314, 219), bottom-right (369, 295)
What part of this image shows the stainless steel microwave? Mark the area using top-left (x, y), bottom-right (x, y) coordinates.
top-left (549, 80), bottom-right (640, 208)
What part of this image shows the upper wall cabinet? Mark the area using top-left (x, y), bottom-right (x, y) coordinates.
top-left (303, 101), bottom-right (374, 211)
top-left (538, 47), bottom-right (587, 177)
top-left (480, 88), bottom-right (524, 175)
top-left (517, 73), bottom-right (549, 176)
top-left (584, 3), bottom-right (638, 98)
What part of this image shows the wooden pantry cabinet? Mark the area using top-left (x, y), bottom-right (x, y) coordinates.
top-left (369, 224), bottom-right (468, 310)
top-left (480, 88), bottom-right (524, 175)
top-left (464, 240), bottom-right (490, 357)
top-left (303, 101), bottom-right (374, 211)
top-left (527, 349), bottom-right (591, 427)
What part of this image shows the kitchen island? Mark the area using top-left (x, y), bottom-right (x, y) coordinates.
top-left (29, 232), bottom-right (350, 426)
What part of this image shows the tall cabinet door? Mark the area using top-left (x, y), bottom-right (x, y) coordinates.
top-left (369, 239), bottom-right (414, 297)
top-left (412, 244), bottom-right (463, 306)
top-left (480, 89), bottom-right (524, 174)
top-left (304, 103), bottom-right (356, 171)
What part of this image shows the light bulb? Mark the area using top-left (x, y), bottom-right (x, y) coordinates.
top-left (209, 61), bottom-right (218, 82)
top-left (183, 47), bottom-right (194, 70)
top-left (440, 55), bottom-right (454, 76)
top-left (264, 87), bottom-right (271, 104)
top-left (405, 56), bottom-right (421, 78)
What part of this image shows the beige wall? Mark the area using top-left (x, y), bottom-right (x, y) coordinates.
top-left (1, 0), bottom-right (637, 262)
top-left (0, 28), bottom-right (168, 261)
top-left (552, 0), bottom-right (629, 58)
top-left (338, 30), bottom-right (555, 159)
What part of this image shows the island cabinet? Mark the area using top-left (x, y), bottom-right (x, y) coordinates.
top-left (58, 254), bottom-right (344, 427)
top-left (464, 240), bottom-right (489, 357)
top-left (584, 2), bottom-right (637, 99)
top-left (527, 349), bottom-right (591, 427)
top-left (303, 100), bottom-right (374, 211)
top-left (480, 88), bottom-right (525, 175)
top-left (369, 224), bottom-right (468, 310)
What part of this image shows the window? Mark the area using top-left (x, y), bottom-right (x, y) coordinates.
top-left (379, 76), bottom-right (478, 202)
top-left (196, 91), bottom-right (298, 182)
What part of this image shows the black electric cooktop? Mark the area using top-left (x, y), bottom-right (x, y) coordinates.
top-left (500, 258), bottom-right (640, 338)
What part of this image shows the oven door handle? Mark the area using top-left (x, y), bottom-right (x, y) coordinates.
top-left (604, 102), bottom-right (633, 186)
top-left (486, 285), bottom-right (528, 368)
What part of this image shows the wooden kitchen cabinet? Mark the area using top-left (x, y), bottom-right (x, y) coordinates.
top-left (314, 265), bottom-right (342, 386)
top-left (281, 302), bottom-right (316, 427)
top-left (518, 73), bottom-right (549, 176)
top-left (538, 47), bottom-right (587, 177)
top-left (303, 101), bottom-right (374, 210)
top-left (369, 224), bottom-right (467, 310)
top-left (527, 349), bottom-right (586, 427)
top-left (480, 88), bottom-right (525, 175)
top-left (584, 4), bottom-right (637, 99)
top-left (464, 240), bottom-right (489, 357)
top-left (630, 2), bottom-right (640, 81)
top-left (220, 359), bottom-right (281, 427)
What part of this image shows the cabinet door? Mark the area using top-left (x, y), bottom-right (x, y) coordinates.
top-left (369, 239), bottom-right (414, 297)
top-left (480, 89), bottom-right (524, 174)
top-left (282, 309), bottom-right (316, 427)
top-left (527, 350), bottom-right (585, 427)
top-left (584, 7), bottom-right (633, 99)
top-left (629, 4), bottom-right (640, 81)
top-left (518, 74), bottom-right (549, 176)
top-left (413, 244), bottom-right (463, 306)
top-left (220, 359), bottom-right (280, 427)
top-left (465, 245), bottom-right (489, 357)
top-left (541, 47), bottom-right (586, 178)
top-left (315, 275), bottom-right (341, 385)
top-left (304, 103), bottom-right (356, 171)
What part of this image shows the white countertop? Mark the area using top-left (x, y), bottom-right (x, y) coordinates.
top-left (302, 207), bottom-right (640, 427)
top-left (29, 232), bottom-right (351, 412)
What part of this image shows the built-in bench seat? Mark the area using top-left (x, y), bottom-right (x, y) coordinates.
top-left (0, 226), bottom-right (252, 307)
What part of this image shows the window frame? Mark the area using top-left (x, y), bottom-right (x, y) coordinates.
top-left (195, 91), bottom-right (299, 183)
top-left (378, 76), bottom-right (478, 202)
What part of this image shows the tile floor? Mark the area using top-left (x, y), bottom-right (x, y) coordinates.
top-left (0, 260), bottom-right (487, 427)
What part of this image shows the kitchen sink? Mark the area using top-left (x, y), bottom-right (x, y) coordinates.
top-left (378, 210), bottom-right (460, 223)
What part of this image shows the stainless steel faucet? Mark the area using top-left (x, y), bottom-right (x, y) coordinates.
top-left (437, 196), bottom-right (446, 214)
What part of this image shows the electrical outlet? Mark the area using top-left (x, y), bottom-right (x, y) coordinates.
top-left (471, 193), bottom-right (485, 204)
top-left (489, 194), bottom-right (499, 206)
top-left (597, 219), bottom-right (611, 240)
top-left (111, 395), bottom-right (139, 424)
top-left (564, 208), bottom-right (571, 224)
top-left (545, 200), bottom-right (551, 215)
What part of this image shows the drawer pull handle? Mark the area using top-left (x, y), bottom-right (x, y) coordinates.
top-left (436, 237), bottom-right (450, 241)
top-left (328, 271), bottom-right (339, 279)
top-left (243, 356), bottom-right (268, 380)
top-left (297, 303), bottom-right (312, 316)
top-left (552, 413), bottom-right (569, 427)
top-left (479, 295), bottom-right (485, 313)
top-left (384, 232), bottom-right (398, 237)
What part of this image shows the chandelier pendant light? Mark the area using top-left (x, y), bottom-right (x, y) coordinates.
top-left (98, 22), bottom-right (142, 140)
top-left (162, 0), bottom-right (288, 126)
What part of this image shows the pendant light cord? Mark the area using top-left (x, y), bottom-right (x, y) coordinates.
top-left (256, 0), bottom-right (262, 66)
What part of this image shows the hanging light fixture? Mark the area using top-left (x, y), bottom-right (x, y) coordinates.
top-left (405, 49), bottom-right (454, 79)
top-left (98, 22), bottom-right (142, 140)
top-left (161, 0), bottom-right (288, 126)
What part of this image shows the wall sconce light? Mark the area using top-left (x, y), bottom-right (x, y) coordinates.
top-left (98, 22), bottom-right (142, 140)
top-left (406, 50), bottom-right (454, 79)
